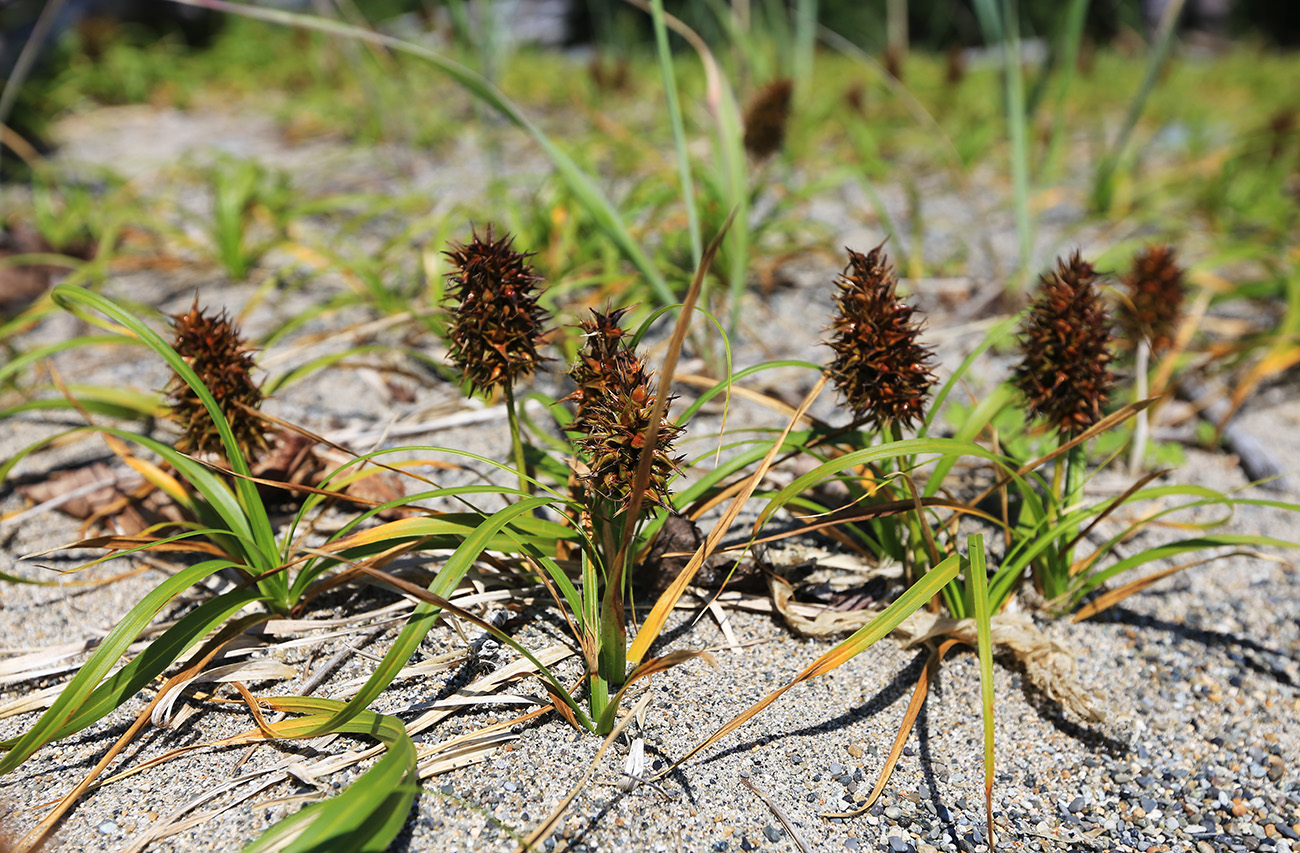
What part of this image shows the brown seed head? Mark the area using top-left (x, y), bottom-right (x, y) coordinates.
top-left (444, 226), bottom-right (548, 397)
top-left (566, 306), bottom-right (636, 417)
top-left (743, 78), bottom-right (793, 161)
top-left (1013, 252), bottom-right (1116, 436)
top-left (569, 308), bottom-right (683, 517)
top-left (825, 244), bottom-right (936, 430)
top-left (1121, 245), bottom-right (1185, 355)
top-left (166, 298), bottom-right (269, 459)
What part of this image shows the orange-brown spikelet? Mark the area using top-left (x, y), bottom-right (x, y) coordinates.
top-left (444, 226), bottom-right (548, 397)
top-left (1013, 252), bottom-right (1116, 436)
top-left (743, 78), bottom-right (794, 161)
top-left (1121, 245), bottom-right (1185, 355)
top-left (166, 298), bottom-right (269, 460)
top-left (825, 243), bottom-right (936, 431)
top-left (569, 308), bottom-right (683, 517)
top-left (566, 306), bottom-right (636, 418)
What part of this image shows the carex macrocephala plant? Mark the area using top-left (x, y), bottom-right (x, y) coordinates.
top-left (444, 225), bottom-right (549, 493)
top-left (824, 243), bottom-right (940, 573)
top-left (826, 243), bottom-right (936, 433)
top-left (742, 78), bottom-right (794, 161)
top-left (1121, 244), bottom-right (1185, 358)
top-left (1012, 251), bottom-right (1117, 599)
top-left (166, 298), bottom-right (270, 461)
top-left (566, 305), bottom-right (684, 728)
top-left (1120, 245), bottom-right (1185, 471)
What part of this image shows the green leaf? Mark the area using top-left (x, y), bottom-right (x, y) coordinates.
top-left (241, 698), bottom-right (418, 853)
top-left (0, 559), bottom-right (241, 772)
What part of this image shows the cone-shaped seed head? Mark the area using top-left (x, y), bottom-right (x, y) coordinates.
top-left (166, 299), bottom-right (268, 459)
top-left (1121, 245), bottom-right (1184, 355)
top-left (743, 78), bottom-right (793, 160)
top-left (1013, 251), bottom-right (1116, 436)
top-left (444, 226), bottom-right (548, 397)
top-left (569, 308), bottom-right (683, 517)
top-left (825, 244), bottom-right (936, 430)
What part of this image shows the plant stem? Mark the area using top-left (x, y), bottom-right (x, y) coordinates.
top-left (1129, 338), bottom-right (1151, 475)
top-left (1057, 438), bottom-right (1088, 600)
top-left (503, 384), bottom-right (530, 496)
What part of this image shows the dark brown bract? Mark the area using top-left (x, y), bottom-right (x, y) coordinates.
top-left (166, 299), bottom-right (268, 459)
top-left (444, 226), bottom-right (548, 397)
top-left (743, 78), bottom-right (793, 160)
top-left (825, 244), bottom-right (936, 431)
top-left (1121, 245), bottom-right (1185, 355)
top-left (1013, 252), bottom-right (1116, 436)
top-left (569, 308), bottom-right (682, 517)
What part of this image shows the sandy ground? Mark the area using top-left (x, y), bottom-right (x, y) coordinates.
top-left (2, 97), bottom-right (1299, 853)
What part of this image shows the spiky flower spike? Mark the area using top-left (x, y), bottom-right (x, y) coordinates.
top-left (1013, 252), bottom-right (1116, 436)
top-left (444, 226), bottom-right (547, 397)
top-left (567, 306), bottom-right (636, 419)
top-left (1121, 245), bottom-right (1185, 356)
top-left (743, 78), bottom-right (793, 161)
top-left (570, 309), bottom-right (683, 517)
top-left (166, 298), bottom-right (269, 459)
top-left (825, 244), bottom-right (936, 431)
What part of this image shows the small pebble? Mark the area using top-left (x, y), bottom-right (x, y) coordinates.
top-left (763, 824), bottom-right (781, 842)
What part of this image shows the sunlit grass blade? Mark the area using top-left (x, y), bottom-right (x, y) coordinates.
top-left (1091, 0), bottom-right (1187, 211)
top-left (301, 496), bottom-right (555, 734)
top-left (6, 586), bottom-right (266, 751)
top-left (628, 374), bottom-right (828, 668)
top-left (968, 533), bottom-right (996, 845)
top-left (51, 286), bottom-right (280, 579)
top-left (824, 638), bottom-right (958, 819)
top-left (241, 697), bottom-right (418, 853)
top-left (0, 558), bottom-right (256, 772)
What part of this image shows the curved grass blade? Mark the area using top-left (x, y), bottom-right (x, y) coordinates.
top-left (51, 287), bottom-right (279, 579)
top-left (301, 497), bottom-right (555, 734)
top-left (164, 0), bottom-right (673, 306)
top-left (241, 697), bottom-right (418, 853)
top-left (823, 639), bottom-right (958, 819)
top-left (0, 558), bottom-right (247, 772)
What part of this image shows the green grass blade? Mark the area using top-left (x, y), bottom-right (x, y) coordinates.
top-left (24, 585), bottom-right (267, 748)
top-left (303, 496), bottom-right (554, 734)
top-left (51, 286), bottom-right (279, 578)
top-left (0, 334), bottom-right (138, 385)
top-left (968, 533), bottom-right (997, 844)
top-left (0, 559), bottom-right (239, 771)
top-left (1091, 0), bottom-right (1186, 211)
top-left (241, 698), bottom-right (418, 853)
top-left (166, 0), bottom-right (674, 306)
top-left (649, 0), bottom-right (701, 269)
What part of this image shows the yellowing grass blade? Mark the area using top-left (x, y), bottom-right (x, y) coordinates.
top-left (824, 639), bottom-right (958, 819)
top-left (657, 552), bottom-right (962, 775)
top-left (628, 373), bottom-right (828, 667)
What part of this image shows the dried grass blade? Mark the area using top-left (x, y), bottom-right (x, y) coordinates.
top-left (628, 373), bottom-right (829, 667)
top-left (13, 614), bottom-right (266, 852)
top-left (614, 210), bottom-right (735, 583)
top-left (1070, 550), bottom-right (1261, 622)
top-left (823, 639), bottom-right (956, 818)
top-left (659, 553), bottom-right (961, 775)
